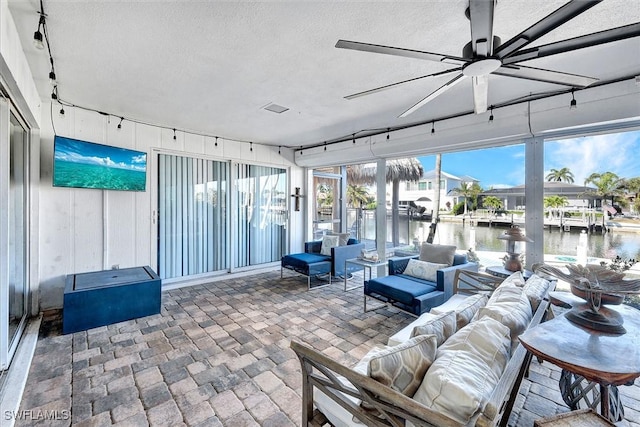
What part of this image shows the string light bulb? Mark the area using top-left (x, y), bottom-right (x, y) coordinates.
top-left (250, 142), bottom-right (253, 152)
top-left (488, 106), bottom-right (494, 123)
top-left (570, 89), bottom-right (577, 110)
top-left (278, 146), bottom-right (281, 154)
top-left (173, 128), bottom-right (177, 140)
top-left (117, 117), bottom-right (124, 130)
top-left (59, 106), bottom-right (65, 117)
top-left (352, 134), bottom-right (356, 144)
top-left (431, 121), bottom-right (435, 135)
top-left (33, 15), bottom-right (45, 50)
top-left (324, 142), bottom-right (327, 151)
top-left (215, 136), bottom-right (218, 147)
top-left (50, 86), bottom-right (58, 100)
top-left (387, 128), bottom-right (390, 141)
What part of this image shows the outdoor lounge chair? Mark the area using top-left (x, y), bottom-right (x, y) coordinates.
top-left (281, 237), bottom-right (365, 289)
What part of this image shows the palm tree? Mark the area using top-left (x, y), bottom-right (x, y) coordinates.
top-left (451, 181), bottom-right (483, 215)
top-left (346, 185), bottom-right (370, 208)
top-left (544, 195), bottom-right (569, 218)
top-left (621, 177), bottom-right (640, 214)
top-left (482, 196), bottom-right (502, 217)
top-left (546, 167), bottom-right (575, 183)
top-left (427, 154), bottom-right (442, 243)
top-left (584, 171), bottom-right (624, 206)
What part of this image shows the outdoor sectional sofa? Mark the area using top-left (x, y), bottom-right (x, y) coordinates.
top-left (364, 244), bottom-right (479, 316)
top-left (291, 269), bottom-right (556, 427)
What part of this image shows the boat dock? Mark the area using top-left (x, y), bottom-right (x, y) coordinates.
top-left (462, 213), bottom-right (607, 233)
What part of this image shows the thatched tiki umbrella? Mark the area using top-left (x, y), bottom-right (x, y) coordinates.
top-left (348, 158), bottom-right (424, 247)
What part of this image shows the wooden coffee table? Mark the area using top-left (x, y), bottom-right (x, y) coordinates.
top-left (519, 293), bottom-right (640, 422)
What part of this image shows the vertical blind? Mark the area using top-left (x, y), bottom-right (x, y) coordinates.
top-left (158, 154), bottom-right (228, 279)
top-left (235, 164), bottom-right (287, 268)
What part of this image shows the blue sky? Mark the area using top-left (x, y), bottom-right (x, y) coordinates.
top-left (418, 129), bottom-right (640, 189)
top-left (55, 136), bottom-right (147, 171)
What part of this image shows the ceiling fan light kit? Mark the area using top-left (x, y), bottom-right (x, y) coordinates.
top-left (337, 0), bottom-right (638, 117)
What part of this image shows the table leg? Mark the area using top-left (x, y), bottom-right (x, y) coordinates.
top-left (600, 384), bottom-right (609, 421)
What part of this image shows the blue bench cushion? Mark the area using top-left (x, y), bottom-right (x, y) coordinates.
top-left (366, 275), bottom-right (437, 305)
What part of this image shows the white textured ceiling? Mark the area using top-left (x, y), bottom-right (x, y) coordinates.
top-left (7, 0), bottom-right (640, 149)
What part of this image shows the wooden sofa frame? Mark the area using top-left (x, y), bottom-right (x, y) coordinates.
top-left (291, 269), bottom-right (554, 427)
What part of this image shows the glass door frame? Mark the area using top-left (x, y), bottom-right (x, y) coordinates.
top-left (312, 167), bottom-right (346, 239)
top-left (0, 98), bottom-right (30, 370)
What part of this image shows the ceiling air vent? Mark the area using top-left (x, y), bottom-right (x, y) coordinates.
top-left (263, 103), bottom-right (289, 114)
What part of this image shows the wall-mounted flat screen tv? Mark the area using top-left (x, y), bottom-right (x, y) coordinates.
top-left (53, 136), bottom-right (147, 191)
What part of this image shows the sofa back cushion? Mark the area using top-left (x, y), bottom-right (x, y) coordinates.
top-left (410, 310), bottom-right (456, 346)
top-left (403, 259), bottom-right (448, 282)
top-left (478, 284), bottom-right (532, 338)
top-left (354, 335), bottom-right (438, 413)
top-left (522, 274), bottom-right (552, 311)
top-left (413, 316), bottom-right (511, 425)
top-left (454, 293), bottom-right (488, 330)
top-left (419, 243), bottom-right (457, 266)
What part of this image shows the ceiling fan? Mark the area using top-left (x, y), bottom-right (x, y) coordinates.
top-left (337, 0), bottom-right (640, 117)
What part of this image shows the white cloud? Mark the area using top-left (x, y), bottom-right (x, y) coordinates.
top-left (545, 131), bottom-right (640, 183)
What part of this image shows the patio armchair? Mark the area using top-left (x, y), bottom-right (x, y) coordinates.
top-left (281, 237), bottom-right (365, 290)
top-left (364, 244), bottom-right (479, 316)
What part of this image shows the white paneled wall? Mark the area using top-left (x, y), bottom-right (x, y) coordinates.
top-left (38, 102), bottom-right (303, 310)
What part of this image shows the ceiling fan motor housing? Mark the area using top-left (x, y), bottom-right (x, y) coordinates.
top-left (462, 35), bottom-right (502, 59)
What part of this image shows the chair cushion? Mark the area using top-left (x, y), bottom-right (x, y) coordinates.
top-left (479, 284), bottom-right (532, 338)
top-left (366, 276), bottom-right (436, 305)
top-left (282, 252), bottom-right (330, 270)
top-left (413, 316), bottom-right (511, 425)
top-left (410, 310), bottom-right (456, 346)
top-left (327, 232), bottom-right (351, 246)
top-left (320, 235), bottom-right (340, 256)
top-left (403, 259), bottom-right (447, 282)
top-left (419, 243), bottom-right (456, 266)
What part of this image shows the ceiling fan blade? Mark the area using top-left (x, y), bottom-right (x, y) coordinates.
top-left (336, 39), bottom-right (468, 65)
top-left (469, 0), bottom-right (496, 56)
top-left (495, 0), bottom-right (602, 60)
top-left (345, 68), bottom-right (462, 100)
top-left (493, 65), bottom-right (598, 87)
top-left (471, 74), bottom-right (490, 114)
top-left (399, 74), bottom-right (466, 118)
top-left (503, 23), bottom-right (640, 65)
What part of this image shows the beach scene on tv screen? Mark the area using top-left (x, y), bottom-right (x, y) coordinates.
top-left (53, 136), bottom-right (147, 191)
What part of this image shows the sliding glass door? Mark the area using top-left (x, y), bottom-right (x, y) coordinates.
top-left (0, 101), bottom-right (29, 370)
top-left (158, 154), bottom-right (229, 279)
top-left (157, 155), bottom-right (288, 280)
top-left (234, 164), bottom-right (287, 268)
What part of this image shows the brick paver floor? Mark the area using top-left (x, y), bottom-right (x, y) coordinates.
top-left (15, 270), bottom-right (640, 426)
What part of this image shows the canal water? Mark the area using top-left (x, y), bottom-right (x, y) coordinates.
top-left (355, 213), bottom-right (640, 261)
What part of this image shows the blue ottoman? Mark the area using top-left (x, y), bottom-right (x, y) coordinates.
top-left (281, 252), bottom-right (332, 290)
